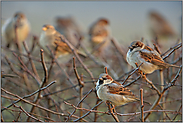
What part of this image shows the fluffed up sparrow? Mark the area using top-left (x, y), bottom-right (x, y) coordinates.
top-left (126, 40), bottom-right (180, 74)
top-left (39, 24), bottom-right (86, 58)
top-left (89, 18), bottom-right (112, 55)
top-left (2, 12), bottom-right (30, 48)
top-left (54, 16), bottom-right (83, 48)
top-left (96, 73), bottom-right (139, 106)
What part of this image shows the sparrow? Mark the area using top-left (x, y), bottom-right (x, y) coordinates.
top-left (2, 12), bottom-right (30, 48)
top-left (54, 16), bottom-right (84, 48)
top-left (39, 24), bottom-right (86, 58)
top-left (88, 18), bottom-right (111, 55)
top-left (126, 40), bottom-right (180, 74)
top-left (95, 73), bottom-right (139, 106)
top-left (148, 11), bottom-right (176, 38)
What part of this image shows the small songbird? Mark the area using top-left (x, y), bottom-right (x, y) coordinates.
top-left (148, 11), bottom-right (176, 38)
top-left (89, 18), bottom-right (111, 55)
top-left (126, 40), bottom-right (180, 74)
top-left (54, 16), bottom-right (83, 48)
top-left (39, 24), bottom-right (86, 58)
top-left (95, 73), bottom-right (139, 106)
top-left (2, 12), bottom-right (30, 48)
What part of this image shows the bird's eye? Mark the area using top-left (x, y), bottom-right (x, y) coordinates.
top-left (99, 80), bottom-right (103, 85)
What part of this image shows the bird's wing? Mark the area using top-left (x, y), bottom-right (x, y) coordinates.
top-left (53, 32), bottom-right (71, 53)
top-left (139, 50), bottom-right (167, 68)
top-left (105, 81), bottom-right (137, 98)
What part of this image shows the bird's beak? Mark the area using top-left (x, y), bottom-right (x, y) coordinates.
top-left (128, 46), bottom-right (133, 49)
top-left (42, 27), bottom-right (47, 31)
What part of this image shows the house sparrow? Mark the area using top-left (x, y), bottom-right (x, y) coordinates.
top-left (39, 24), bottom-right (86, 58)
top-left (2, 12), bottom-right (30, 48)
top-left (55, 16), bottom-right (83, 48)
top-left (148, 11), bottom-right (176, 38)
top-left (89, 18), bottom-right (111, 55)
top-left (96, 73), bottom-right (138, 106)
top-left (126, 40), bottom-right (180, 74)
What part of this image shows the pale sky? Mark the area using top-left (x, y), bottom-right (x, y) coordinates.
top-left (1, 1), bottom-right (182, 43)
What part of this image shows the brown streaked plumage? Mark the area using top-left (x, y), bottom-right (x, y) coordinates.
top-left (39, 24), bottom-right (86, 58)
top-left (89, 18), bottom-right (112, 55)
top-left (96, 73), bottom-right (138, 106)
top-left (126, 40), bottom-right (180, 74)
top-left (54, 16), bottom-right (83, 47)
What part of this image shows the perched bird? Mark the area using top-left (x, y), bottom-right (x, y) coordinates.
top-left (126, 41), bottom-right (180, 74)
top-left (2, 12), bottom-right (30, 48)
top-left (89, 18), bottom-right (111, 55)
top-left (54, 16), bottom-right (83, 48)
top-left (148, 11), bottom-right (176, 38)
top-left (39, 24), bottom-right (86, 58)
top-left (95, 73), bottom-right (139, 106)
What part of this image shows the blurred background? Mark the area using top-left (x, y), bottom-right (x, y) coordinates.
top-left (1, 1), bottom-right (182, 45)
top-left (1, 1), bottom-right (182, 122)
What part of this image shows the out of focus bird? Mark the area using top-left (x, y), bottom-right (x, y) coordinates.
top-left (148, 11), bottom-right (176, 38)
top-left (88, 18), bottom-right (112, 55)
top-left (39, 24), bottom-right (86, 58)
top-left (2, 12), bottom-right (30, 49)
top-left (54, 16), bottom-right (83, 48)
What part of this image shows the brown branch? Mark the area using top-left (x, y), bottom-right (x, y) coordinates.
top-left (59, 35), bottom-right (94, 81)
top-left (1, 88), bottom-right (80, 119)
top-left (12, 52), bottom-right (41, 86)
top-left (80, 43), bottom-right (118, 79)
top-left (14, 111), bottom-right (21, 122)
top-left (23, 41), bottom-right (40, 80)
top-left (4, 56), bottom-right (24, 78)
top-left (172, 104), bottom-right (182, 121)
top-left (46, 46), bottom-right (78, 92)
top-left (13, 104), bottom-right (43, 122)
top-left (153, 43), bottom-right (161, 54)
top-left (73, 57), bottom-right (84, 87)
top-left (144, 66), bottom-right (182, 121)
top-left (79, 74), bottom-right (84, 119)
top-left (163, 65), bottom-right (182, 92)
top-left (123, 75), bottom-right (141, 87)
top-left (64, 101), bottom-right (107, 114)
top-left (161, 43), bottom-right (182, 57)
top-left (111, 37), bottom-right (128, 64)
top-left (106, 101), bottom-right (119, 122)
top-left (72, 57), bottom-right (84, 120)
top-left (140, 88), bottom-right (144, 122)
top-left (27, 49), bottom-right (49, 121)
top-left (65, 89), bottom-right (93, 122)
top-left (1, 81), bottom-right (56, 112)
top-left (122, 63), bottom-right (143, 85)
top-left (162, 43), bottom-right (182, 60)
top-left (116, 110), bottom-right (181, 116)
top-left (143, 77), bottom-right (161, 96)
top-left (1, 95), bottom-right (19, 101)
top-left (73, 101), bottom-right (103, 122)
